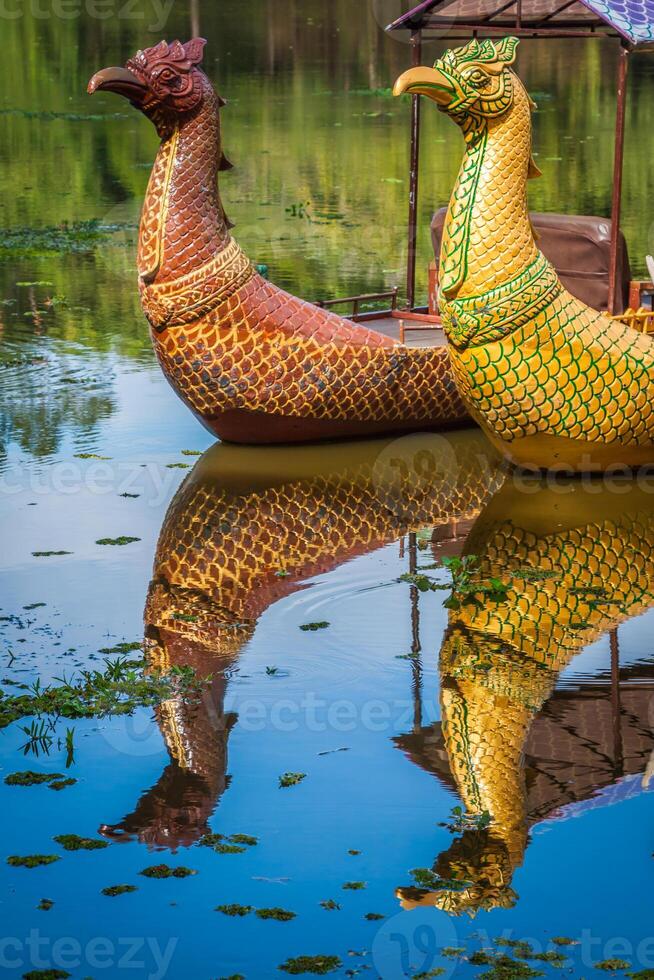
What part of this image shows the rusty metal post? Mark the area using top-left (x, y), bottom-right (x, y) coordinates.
top-left (610, 628), bottom-right (624, 775)
top-left (608, 44), bottom-right (629, 315)
top-left (406, 30), bottom-right (422, 310)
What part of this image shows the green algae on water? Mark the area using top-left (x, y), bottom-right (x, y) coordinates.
top-left (36, 898), bottom-right (54, 911)
top-left (0, 220), bottom-right (132, 257)
top-left (98, 641), bottom-right (142, 655)
top-left (101, 884), bottom-right (138, 897)
top-left (215, 904), bottom-right (253, 916)
top-left (299, 621), bottom-right (330, 631)
top-left (342, 881), bottom-right (366, 890)
top-left (529, 952), bottom-right (567, 965)
top-left (5, 770), bottom-right (64, 787)
top-left (7, 854), bottom-right (60, 869)
top-left (53, 834), bottom-right (108, 852)
top-left (95, 536), bottom-right (140, 546)
top-left (229, 834), bottom-right (258, 846)
top-left (414, 971), bottom-right (446, 979)
top-left (48, 778), bottom-right (77, 791)
top-left (279, 772), bottom-right (306, 788)
top-left (279, 956), bottom-right (342, 975)
top-left (478, 955), bottom-right (545, 980)
top-left (595, 961), bottom-right (631, 972)
top-left (139, 864), bottom-right (197, 878)
top-left (320, 899), bottom-right (341, 911)
top-left (32, 551), bottom-right (72, 557)
top-left (364, 912), bottom-right (383, 920)
top-left (441, 948), bottom-right (465, 958)
top-left (255, 907), bottom-right (296, 921)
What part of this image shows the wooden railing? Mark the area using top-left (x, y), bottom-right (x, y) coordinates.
top-left (315, 287), bottom-right (399, 321)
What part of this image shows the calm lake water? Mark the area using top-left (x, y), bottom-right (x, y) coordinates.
top-left (2, 2), bottom-right (654, 979)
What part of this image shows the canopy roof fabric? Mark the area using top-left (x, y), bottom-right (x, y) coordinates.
top-left (386, 0), bottom-right (654, 46)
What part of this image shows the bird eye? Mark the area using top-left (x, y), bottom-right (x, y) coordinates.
top-left (467, 68), bottom-right (489, 86)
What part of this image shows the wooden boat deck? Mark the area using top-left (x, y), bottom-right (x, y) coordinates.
top-left (362, 314), bottom-right (447, 348)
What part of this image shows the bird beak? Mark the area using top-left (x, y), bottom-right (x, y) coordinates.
top-left (87, 66), bottom-right (147, 104)
top-left (393, 66), bottom-right (457, 107)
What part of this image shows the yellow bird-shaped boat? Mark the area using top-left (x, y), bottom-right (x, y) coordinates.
top-left (394, 38), bottom-right (654, 472)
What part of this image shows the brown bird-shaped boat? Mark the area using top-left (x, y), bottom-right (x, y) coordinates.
top-left (88, 39), bottom-right (468, 444)
top-left (99, 432), bottom-right (499, 849)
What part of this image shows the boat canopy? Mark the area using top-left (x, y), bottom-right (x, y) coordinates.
top-left (386, 0), bottom-right (654, 47)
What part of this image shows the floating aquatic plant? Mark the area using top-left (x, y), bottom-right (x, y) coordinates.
top-left (256, 907), bottom-right (296, 921)
top-left (530, 951), bottom-right (567, 965)
top-left (441, 806), bottom-right (491, 834)
top-left (299, 621), bottom-right (330, 631)
top-left (139, 864), bottom-right (197, 878)
top-left (4, 771), bottom-right (64, 787)
top-left (166, 463), bottom-right (190, 469)
top-left (101, 884), bottom-right (138, 897)
top-left (0, 220), bottom-right (132, 257)
top-left (229, 834), bottom-right (258, 846)
top-left (477, 955), bottom-right (544, 980)
top-left (98, 641), bottom-right (142, 655)
top-left (279, 955), bottom-right (342, 975)
top-left (279, 772), bottom-right (306, 788)
top-left (215, 904), bottom-right (253, 916)
top-left (53, 834), bottom-right (108, 852)
top-left (32, 551), bottom-right (72, 557)
top-left (441, 948), bottom-right (466, 958)
top-left (36, 898), bottom-right (54, 911)
top-left (48, 778), bottom-right (76, 791)
top-left (414, 970), bottom-right (446, 979)
top-left (595, 962), bottom-right (631, 972)
top-left (7, 854), bottom-right (60, 869)
top-left (0, 655), bottom-right (206, 731)
top-left (74, 453), bottom-right (111, 460)
top-left (320, 899), bottom-right (341, 911)
top-left (342, 881), bottom-right (366, 890)
top-left (180, 449), bottom-right (202, 456)
top-left (363, 912), bottom-right (383, 920)
top-left (95, 536), bottom-right (140, 546)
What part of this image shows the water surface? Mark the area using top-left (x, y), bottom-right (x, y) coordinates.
top-left (2, 3), bottom-right (654, 979)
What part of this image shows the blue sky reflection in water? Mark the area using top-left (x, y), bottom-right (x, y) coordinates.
top-left (1, 2), bottom-right (654, 979)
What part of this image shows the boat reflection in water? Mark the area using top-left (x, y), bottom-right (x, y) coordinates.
top-left (100, 430), bottom-right (501, 850)
top-left (396, 479), bottom-right (654, 915)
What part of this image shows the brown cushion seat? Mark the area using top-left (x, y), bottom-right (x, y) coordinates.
top-left (430, 208), bottom-right (630, 312)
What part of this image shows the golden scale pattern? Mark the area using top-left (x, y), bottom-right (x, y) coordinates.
top-left (148, 265), bottom-right (466, 428)
top-left (145, 443), bottom-right (499, 662)
top-left (428, 504), bottom-right (654, 914)
top-left (428, 39), bottom-right (654, 465)
top-left (132, 67), bottom-right (468, 437)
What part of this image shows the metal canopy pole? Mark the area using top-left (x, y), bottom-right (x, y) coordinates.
top-left (406, 29), bottom-right (423, 310)
top-left (608, 43), bottom-right (629, 315)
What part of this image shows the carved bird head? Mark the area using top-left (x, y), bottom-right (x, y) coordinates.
top-left (393, 36), bottom-right (527, 125)
top-left (88, 38), bottom-right (220, 135)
